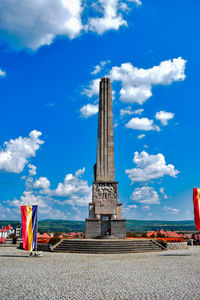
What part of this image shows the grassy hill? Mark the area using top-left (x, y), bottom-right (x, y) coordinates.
top-left (0, 219), bottom-right (196, 233)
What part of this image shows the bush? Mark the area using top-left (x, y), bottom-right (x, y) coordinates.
top-left (126, 232), bottom-right (137, 238)
top-left (141, 232), bottom-right (147, 238)
top-left (53, 232), bottom-right (62, 237)
top-left (156, 231), bottom-right (166, 238)
top-left (49, 236), bottom-right (61, 246)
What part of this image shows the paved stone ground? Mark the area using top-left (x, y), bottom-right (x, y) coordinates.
top-left (1, 246), bottom-right (200, 300)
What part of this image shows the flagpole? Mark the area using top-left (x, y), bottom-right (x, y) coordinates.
top-left (36, 205), bottom-right (38, 252)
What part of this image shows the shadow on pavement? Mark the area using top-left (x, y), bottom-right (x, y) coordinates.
top-left (0, 255), bottom-right (29, 258)
top-left (161, 254), bottom-right (191, 257)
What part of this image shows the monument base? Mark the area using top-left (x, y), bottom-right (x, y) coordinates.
top-left (85, 218), bottom-right (126, 239)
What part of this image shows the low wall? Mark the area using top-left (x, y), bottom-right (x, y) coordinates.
top-left (166, 242), bottom-right (188, 250)
top-left (19, 242), bottom-right (51, 252)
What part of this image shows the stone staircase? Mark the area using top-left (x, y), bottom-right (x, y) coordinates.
top-left (52, 239), bottom-right (166, 254)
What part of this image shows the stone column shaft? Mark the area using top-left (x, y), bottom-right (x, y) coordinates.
top-left (96, 78), bottom-right (115, 182)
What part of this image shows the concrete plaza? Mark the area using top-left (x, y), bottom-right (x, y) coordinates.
top-left (1, 246), bottom-right (200, 299)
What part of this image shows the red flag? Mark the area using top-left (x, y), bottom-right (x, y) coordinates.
top-left (21, 206), bottom-right (37, 251)
top-left (193, 188), bottom-right (200, 231)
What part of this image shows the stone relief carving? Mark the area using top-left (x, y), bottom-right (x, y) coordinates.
top-left (93, 183), bottom-right (117, 201)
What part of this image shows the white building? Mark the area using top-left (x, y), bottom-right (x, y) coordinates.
top-left (15, 225), bottom-right (22, 238)
top-left (0, 225), bottom-right (15, 238)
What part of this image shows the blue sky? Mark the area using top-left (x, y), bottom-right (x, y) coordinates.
top-left (0, 0), bottom-right (199, 221)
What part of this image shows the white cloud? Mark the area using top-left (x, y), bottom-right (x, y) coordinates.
top-left (33, 177), bottom-right (50, 190)
top-left (130, 0), bottom-right (142, 5)
top-left (75, 167), bottom-right (86, 176)
top-left (0, 68), bottom-right (6, 77)
top-left (83, 78), bottom-right (101, 98)
top-left (142, 205), bottom-right (150, 210)
top-left (125, 117), bottom-right (160, 131)
top-left (87, 0), bottom-right (127, 35)
top-left (120, 107), bottom-right (144, 117)
top-left (155, 111), bottom-right (174, 125)
top-left (0, 0), bottom-right (83, 50)
top-left (80, 103), bottom-right (98, 118)
top-left (85, 58), bottom-right (186, 104)
top-left (137, 134), bottom-right (145, 139)
top-left (131, 186), bottom-right (160, 204)
top-left (119, 0), bottom-right (141, 12)
top-left (133, 108), bottom-right (144, 115)
top-left (110, 57), bottom-right (186, 104)
top-left (127, 204), bottom-right (137, 209)
top-left (159, 187), bottom-right (168, 199)
top-left (120, 107), bottom-right (133, 117)
top-left (125, 151), bottom-right (179, 183)
top-left (91, 60), bottom-right (110, 75)
top-left (91, 65), bottom-right (101, 75)
top-left (7, 167), bottom-right (92, 219)
top-left (55, 168), bottom-right (91, 206)
top-left (0, 0), bottom-right (141, 50)
top-left (28, 164), bottom-right (37, 176)
top-left (163, 206), bottom-right (180, 215)
top-left (11, 191), bottom-right (47, 208)
top-left (0, 130), bottom-right (44, 174)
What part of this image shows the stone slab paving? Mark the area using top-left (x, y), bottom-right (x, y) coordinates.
top-left (1, 246), bottom-right (200, 299)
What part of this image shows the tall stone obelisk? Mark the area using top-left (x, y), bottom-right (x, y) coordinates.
top-left (96, 78), bottom-right (115, 182)
top-left (85, 78), bottom-right (126, 239)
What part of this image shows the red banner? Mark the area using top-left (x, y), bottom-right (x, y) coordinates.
top-left (193, 188), bottom-right (200, 231)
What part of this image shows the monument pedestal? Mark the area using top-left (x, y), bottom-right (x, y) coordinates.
top-left (85, 219), bottom-right (126, 239)
top-left (85, 181), bottom-right (126, 239)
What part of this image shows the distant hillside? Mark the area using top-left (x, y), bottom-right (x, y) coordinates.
top-left (126, 220), bottom-right (196, 232)
top-left (0, 219), bottom-right (196, 232)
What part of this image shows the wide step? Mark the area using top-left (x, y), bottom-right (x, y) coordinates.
top-left (52, 239), bottom-right (165, 254)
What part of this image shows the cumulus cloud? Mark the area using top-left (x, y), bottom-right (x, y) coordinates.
top-left (131, 186), bottom-right (160, 204)
top-left (91, 60), bottom-right (110, 75)
top-left (0, 0), bottom-right (83, 50)
top-left (125, 151), bottom-right (179, 184)
top-left (85, 58), bottom-right (186, 106)
top-left (54, 168), bottom-right (92, 206)
top-left (33, 177), bottom-right (50, 190)
top-left (7, 167), bottom-right (92, 220)
top-left (155, 111), bottom-right (175, 125)
top-left (110, 57), bottom-right (186, 104)
top-left (125, 117), bottom-right (160, 131)
top-left (0, 0), bottom-right (141, 50)
top-left (87, 0), bottom-right (127, 35)
top-left (28, 164), bottom-right (37, 176)
top-left (83, 78), bottom-right (101, 98)
top-left (80, 103), bottom-right (98, 118)
top-left (0, 130), bottom-right (44, 174)
top-left (11, 191), bottom-right (47, 208)
top-left (163, 206), bottom-right (180, 214)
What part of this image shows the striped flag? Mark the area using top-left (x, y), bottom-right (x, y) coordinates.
top-left (193, 188), bottom-right (200, 231)
top-left (21, 205), bottom-right (37, 251)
